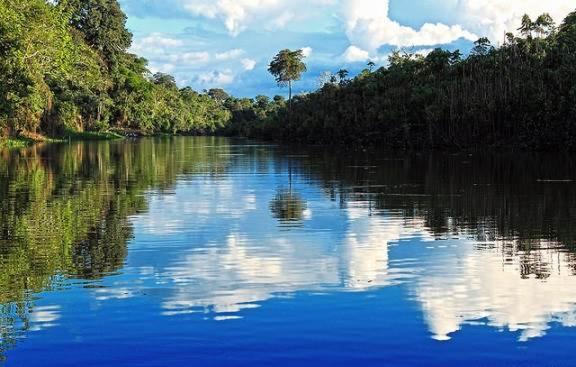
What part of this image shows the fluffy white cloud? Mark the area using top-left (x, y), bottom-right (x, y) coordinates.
top-left (169, 51), bottom-right (210, 64)
top-left (301, 46), bottom-right (313, 57)
top-left (134, 33), bottom-right (183, 48)
top-left (197, 70), bottom-right (235, 85)
top-left (456, 0), bottom-right (574, 42)
top-left (131, 33), bottom-right (184, 54)
top-left (342, 45), bottom-right (370, 62)
top-left (343, 0), bottom-right (574, 52)
top-left (344, 0), bottom-right (477, 50)
top-left (181, 0), bottom-right (337, 35)
top-left (215, 48), bottom-right (245, 60)
top-left (149, 62), bottom-right (176, 74)
top-left (416, 239), bottom-right (576, 342)
top-left (241, 58), bottom-right (257, 70)
top-left (270, 10), bottom-right (295, 29)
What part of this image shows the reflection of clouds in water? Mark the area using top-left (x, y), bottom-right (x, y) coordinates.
top-left (343, 205), bottom-right (425, 289)
top-left (93, 288), bottom-right (137, 301)
top-left (28, 306), bottom-right (60, 332)
top-left (415, 241), bottom-right (576, 342)
top-left (161, 233), bottom-right (340, 316)
top-left (135, 180), bottom-right (259, 235)
top-left (128, 171), bottom-right (576, 342)
top-left (160, 205), bottom-right (422, 317)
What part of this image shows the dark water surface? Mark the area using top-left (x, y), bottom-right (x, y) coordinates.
top-left (1, 137), bottom-right (576, 366)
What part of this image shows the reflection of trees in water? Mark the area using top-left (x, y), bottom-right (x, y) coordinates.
top-left (270, 189), bottom-right (307, 226)
top-left (279, 148), bottom-right (576, 279)
top-left (0, 137), bottom-right (233, 358)
top-left (2, 139), bottom-right (576, 351)
top-left (0, 303), bottom-right (28, 362)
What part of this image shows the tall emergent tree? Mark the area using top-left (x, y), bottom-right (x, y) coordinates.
top-left (519, 14), bottom-right (534, 38)
top-left (60, 0), bottom-right (133, 64)
top-left (268, 49), bottom-right (307, 112)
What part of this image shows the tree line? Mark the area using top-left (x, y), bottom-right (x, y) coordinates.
top-left (2, 1), bottom-right (575, 151)
top-left (0, 0), bottom-right (230, 138)
top-left (227, 10), bottom-right (576, 150)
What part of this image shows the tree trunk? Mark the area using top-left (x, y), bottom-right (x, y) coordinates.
top-left (288, 80), bottom-right (292, 125)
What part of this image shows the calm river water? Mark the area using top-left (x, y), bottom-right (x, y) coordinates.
top-left (1, 137), bottom-right (576, 366)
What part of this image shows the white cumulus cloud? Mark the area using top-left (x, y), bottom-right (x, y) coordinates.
top-left (197, 70), bottom-right (235, 86)
top-left (456, 0), bottom-right (574, 43)
top-left (131, 32), bottom-right (184, 54)
top-left (344, 0), bottom-right (477, 50)
top-left (301, 47), bottom-right (313, 57)
top-left (149, 62), bottom-right (176, 74)
top-left (215, 48), bottom-right (245, 60)
top-left (342, 45), bottom-right (370, 62)
top-left (241, 58), bottom-right (257, 70)
top-left (170, 51), bottom-right (211, 64)
top-left (181, 0), bottom-right (337, 36)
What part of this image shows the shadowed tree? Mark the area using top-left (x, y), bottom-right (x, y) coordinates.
top-left (59, 0), bottom-right (132, 64)
top-left (0, 0), bottom-right (230, 137)
top-left (208, 88), bottom-right (229, 103)
top-left (255, 95), bottom-right (270, 109)
top-left (367, 61), bottom-right (376, 72)
top-left (152, 72), bottom-right (177, 89)
top-left (535, 13), bottom-right (556, 37)
top-left (317, 71), bottom-right (334, 88)
top-left (471, 37), bottom-right (492, 56)
top-left (557, 9), bottom-right (576, 49)
top-left (268, 49), bottom-right (307, 113)
top-left (519, 14), bottom-right (534, 38)
top-left (337, 69), bottom-right (349, 85)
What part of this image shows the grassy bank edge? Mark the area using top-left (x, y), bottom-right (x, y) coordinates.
top-left (0, 136), bottom-right (36, 149)
top-left (63, 130), bottom-right (125, 141)
top-left (0, 130), bottom-right (125, 150)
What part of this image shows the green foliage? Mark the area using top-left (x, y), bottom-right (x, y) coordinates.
top-left (0, 0), bottom-right (230, 139)
top-left (268, 49), bottom-right (307, 108)
top-left (61, 0), bottom-right (133, 64)
top-left (229, 9), bottom-right (576, 151)
top-left (208, 88), bottom-right (230, 103)
top-left (3, 1), bottom-right (574, 150)
top-left (268, 49), bottom-right (308, 87)
top-left (0, 137), bottom-right (33, 150)
top-left (221, 95), bottom-right (286, 137)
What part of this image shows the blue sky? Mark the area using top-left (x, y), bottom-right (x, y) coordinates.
top-left (119, 0), bottom-right (574, 97)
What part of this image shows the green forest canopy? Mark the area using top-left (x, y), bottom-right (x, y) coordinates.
top-left (0, 0), bottom-right (575, 150)
top-left (0, 0), bottom-right (231, 136)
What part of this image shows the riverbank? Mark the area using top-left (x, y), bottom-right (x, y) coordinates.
top-left (0, 130), bottom-right (125, 150)
top-left (0, 137), bottom-right (36, 150)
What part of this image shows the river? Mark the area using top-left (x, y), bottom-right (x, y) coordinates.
top-left (1, 137), bottom-right (576, 366)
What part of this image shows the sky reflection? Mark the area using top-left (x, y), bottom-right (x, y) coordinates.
top-left (119, 160), bottom-right (576, 342)
top-left (3, 138), bottom-right (576, 365)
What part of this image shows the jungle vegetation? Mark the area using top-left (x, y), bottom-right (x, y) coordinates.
top-left (1, 1), bottom-right (575, 151)
top-left (0, 0), bottom-right (230, 138)
top-left (227, 9), bottom-right (576, 150)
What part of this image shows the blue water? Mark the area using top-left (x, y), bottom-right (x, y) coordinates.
top-left (1, 138), bottom-right (576, 366)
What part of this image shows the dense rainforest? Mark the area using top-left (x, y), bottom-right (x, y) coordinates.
top-left (1, 0), bottom-right (576, 150)
top-left (0, 0), bottom-right (231, 138)
top-left (228, 10), bottom-right (576, 150)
